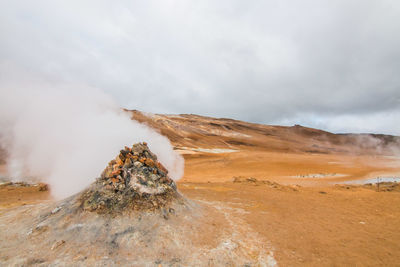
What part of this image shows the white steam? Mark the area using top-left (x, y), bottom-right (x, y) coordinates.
top-left (0, 82), bottom-right (184, 199)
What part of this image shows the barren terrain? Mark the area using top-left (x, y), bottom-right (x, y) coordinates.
top-left (1, 112), bottom-right (400, 266)
top-left (129, 111), bottom-right (400, 186)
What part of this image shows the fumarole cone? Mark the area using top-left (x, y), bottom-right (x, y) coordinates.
top-left (79, 142), bottom-right (182, 214)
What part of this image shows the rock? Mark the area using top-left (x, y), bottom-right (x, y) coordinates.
top-left (134, 161), bottom-right (143, 168)
top-left (51, 207), bottom-right (62, 214)
top-left (51, 240), bottom-right (66, 250)
top-left (232, 176), bottom-right (244, 183)
top-left (123, 158), bottom-right (132, 168)
top-left (38, 183), bottom-right (49, 191)
top-left (116, 157), bottom-right (124, 166)
top-left (156, 162), bottom-right (168, 174)
top-left (111, 169), bottom-right (121, 176)
top-left (103, 168), bottom-right (113, 178)
top-left (149, 174), bottom-right (158, 181)
top-left (232, 176), bottom-right (258, 183)
top-left (145, 158), bottom-right (155, 167)
top-left (118, 184), bottom-right (125, 190)
top-left (246, 177), bottom-right (257, 183)
top-left (120, 150), bottom-right (128, 157)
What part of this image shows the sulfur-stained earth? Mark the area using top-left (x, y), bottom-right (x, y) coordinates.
top-left (1, 112), bottom-right (400, 266)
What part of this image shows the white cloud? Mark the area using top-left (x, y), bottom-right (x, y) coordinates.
top-left (0, 0), bottom-right (399, 134)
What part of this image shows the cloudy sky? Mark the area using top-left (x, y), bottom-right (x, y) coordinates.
top-left (1, 0), bottom-right (400, 135)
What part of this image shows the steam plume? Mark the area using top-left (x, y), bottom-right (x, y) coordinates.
top-left (0, 81), bottom-right (184, 199)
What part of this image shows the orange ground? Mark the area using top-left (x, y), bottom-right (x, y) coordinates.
top-left (180, 181), bottom-right (400, 266)
top-left (181, 150), bottom-right (400, 185)
top-left (1, 113), bottom-right (400, 265)
top-left (2, 148), bottom-right (400, 266)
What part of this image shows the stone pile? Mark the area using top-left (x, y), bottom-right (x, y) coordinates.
top-left (79, 142), bottom-right (180, 214)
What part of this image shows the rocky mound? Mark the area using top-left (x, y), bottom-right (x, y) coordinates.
top-left (79, 142), bottom-right (181, 214)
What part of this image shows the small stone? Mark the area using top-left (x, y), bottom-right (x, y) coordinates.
top-left (116, 157), bottom-right (124, 166)
top-left (246, 177), bottom-right (257, 183)
top-left (156, 162), bottom-right (168, 174)
top-left (51, 240), bottom-right (66, 250)
top-left (138, 177), bottom-right (146, 185)
top-left (38, 183), bottom-right (48, 191)
top-left (51, 207), bottom-right (61, 214)
top-left (145, 158), bottom-right (155, 167)
top-left (113, 164), bottom-right (120, 171)
top-left (134, 161), bottom-right (143, 168)
top-left (98, 201), bottom-right (106, 209)
top-left (113, 168), bottom-right (122, 175)
top-left (149, 174), bottom-right (158, 181)
top-left (103, 168), bottom-right (112, 178)
top-left (124, 158), bottom-right (132, 168)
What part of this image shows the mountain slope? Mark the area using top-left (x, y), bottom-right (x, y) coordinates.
top-left (127, 110), bottom-right (400, 156)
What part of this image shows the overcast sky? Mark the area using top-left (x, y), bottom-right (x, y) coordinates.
top-left (1, 0), bottom-right (400, 135)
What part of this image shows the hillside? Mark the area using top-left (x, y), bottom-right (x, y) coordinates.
top-left (127, 110), bottom-right (400, 185)
top-left (127, 110), bottom-right (400, 156)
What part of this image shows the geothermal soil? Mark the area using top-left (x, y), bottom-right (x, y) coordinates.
top-left (1, 113), bottom-right (400, 266)
top-left (1, 173), bottom-right (400, 266)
